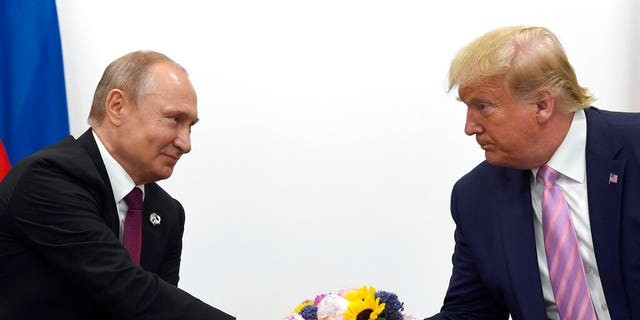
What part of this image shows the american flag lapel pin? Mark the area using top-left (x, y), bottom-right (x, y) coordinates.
top-left (609, 173), bottom-right (618, 184)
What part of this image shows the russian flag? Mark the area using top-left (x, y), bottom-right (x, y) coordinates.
top-left (0, 140), bottom-right (9, 179)
top-left (0, 0), bottom-right (69, 180)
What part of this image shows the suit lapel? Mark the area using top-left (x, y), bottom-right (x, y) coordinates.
top-left (140, 184), bottom-right (163, 269)
top-left (584, 108), bottom-right (628, 318)
top-left (496, 169), bottom-right (547, 319)
top-left (75, 129), bottom-right (120, 234)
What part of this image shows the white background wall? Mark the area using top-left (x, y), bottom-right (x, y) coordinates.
top-left (55, 1), bottom-right (639, 318)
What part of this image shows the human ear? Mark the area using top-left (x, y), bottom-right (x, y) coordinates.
top-left (535, 90), bottom-right (556, 124)
top-left (105, 89), bottom-right (127, 126)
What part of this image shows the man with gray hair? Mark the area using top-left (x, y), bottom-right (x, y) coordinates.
top-left (0, 51), bottom-right (234, 319)
top-left (429, 26), bottom-right (640, 319)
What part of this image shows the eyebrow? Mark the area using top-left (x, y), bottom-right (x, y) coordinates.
top-left (164, 109), bottom-right (199, 126)
top-left (461, 94), bottom-right (494, 105)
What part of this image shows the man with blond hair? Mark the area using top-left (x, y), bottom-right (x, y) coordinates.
top-left (428, 26), bottom-right (640, 319)
top-left (0, 51), bottom-right (234, 319)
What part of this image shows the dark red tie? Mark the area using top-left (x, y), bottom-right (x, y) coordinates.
top-left (123, 187), bottom-right (143, 264)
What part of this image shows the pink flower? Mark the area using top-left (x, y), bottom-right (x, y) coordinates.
top-left (316, 294), bottom-right (349, 320)
top-left (336, 288), bottom-right (354, 298)
top-left (314, 293), bottom-right (327, 305)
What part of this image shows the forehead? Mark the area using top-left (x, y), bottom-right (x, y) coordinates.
top-left (149, 63), bottom-right (193, 89)
top-left (141, 65), bottom-right (198, 119)
top-left (458, 76), bottom-right (508, 102)
top-left (145, 64), bottom-right (196, 100)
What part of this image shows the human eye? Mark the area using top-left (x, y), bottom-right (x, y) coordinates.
top-left (475, 102), bottom-right (494, 114)
top-left (163, 114), bottom-right (179, 126)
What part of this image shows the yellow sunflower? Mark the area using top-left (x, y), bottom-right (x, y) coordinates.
top-left (343, 286), bottom-right (385, 320)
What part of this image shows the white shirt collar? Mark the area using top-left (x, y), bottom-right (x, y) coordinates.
top-left (531, 109), bottom-right (586, 182)
top-left (92, 130), bottom-right (144, 202)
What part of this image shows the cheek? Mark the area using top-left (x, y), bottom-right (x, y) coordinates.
top-left (152, 130), bottom-right (179, 149)
top-left (145, 122), bottom-right (172, 141)
top-left (504, 121), bottom-right (536, 149)
top-left (484, 121), bottom-right (522, 146)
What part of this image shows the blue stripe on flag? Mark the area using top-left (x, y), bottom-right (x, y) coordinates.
top-left (0, 0), bottom-right (70, 165)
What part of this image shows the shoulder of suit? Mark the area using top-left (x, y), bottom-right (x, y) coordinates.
top-left (13, 135), bottom-right (102, 184)
top-left (586, 107), bottom-right (640, 147)
top-left (455, 160), bottom-right (526, 191)
top-left (586, 106), bottom-right (640, 127)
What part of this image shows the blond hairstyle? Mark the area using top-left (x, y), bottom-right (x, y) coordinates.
top-left (88, 50), bottom-right (187, 125)
top-left (448, 26), bottom-right (594, 111)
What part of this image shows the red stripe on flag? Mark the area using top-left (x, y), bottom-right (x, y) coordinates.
top-left (0, 139), bottom-right (10, 181)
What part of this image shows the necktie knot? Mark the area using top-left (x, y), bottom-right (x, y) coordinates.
top-left (124, 187), bottom-right (143, 212)
top-left (538, 165), bottom-right (559, 187)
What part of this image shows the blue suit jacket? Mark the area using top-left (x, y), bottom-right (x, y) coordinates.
top-left (428, 107), bottom-right (640, 319)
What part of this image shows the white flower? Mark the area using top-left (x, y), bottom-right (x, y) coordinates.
top-left (283, 313), bottom-right (305, 320)
top-left (402, 311), bottom-right (418, 320)
top-left (316, 293), bottom-right (350, 320)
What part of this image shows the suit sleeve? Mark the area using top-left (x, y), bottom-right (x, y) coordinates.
top-left (426, 183), bottom-right (508, 320)
top-left (7, 161), bottom-right (234, 320)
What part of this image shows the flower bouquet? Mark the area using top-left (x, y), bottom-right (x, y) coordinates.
top-left (284, 285), bottom-right (416, 320)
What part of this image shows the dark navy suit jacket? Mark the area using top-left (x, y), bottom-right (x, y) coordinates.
top-left (428, 107), bottom-right (640, 319)
top-left (0, 129), bottom-right (234, 320)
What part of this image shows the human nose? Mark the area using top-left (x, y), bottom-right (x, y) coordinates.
top-left (175, 126), bottom-right (192, 154)
top-left (464, 108), bottom-right (484, 136)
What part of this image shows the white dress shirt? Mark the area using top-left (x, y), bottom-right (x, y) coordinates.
top-left (529, 110), bottom-right (610, 320)
top-left (92, 130), bottom-right (145, 241)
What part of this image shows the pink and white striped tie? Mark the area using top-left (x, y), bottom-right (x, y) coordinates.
top-left (539, 165), bottom-right (596, 320)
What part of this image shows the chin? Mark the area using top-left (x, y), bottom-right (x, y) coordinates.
top-left (484, 152), bottom-right (498, 164)
top-left (159, 172), bottom-right (174, 181)
top-left (151, 169), bottom-right (174, 182)
top-left (486, 157), bottom-right (528, 170)
top-left (486, 159), bottom-right (504, 167)
top-left (484, 154), bottom-right (511, 168)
